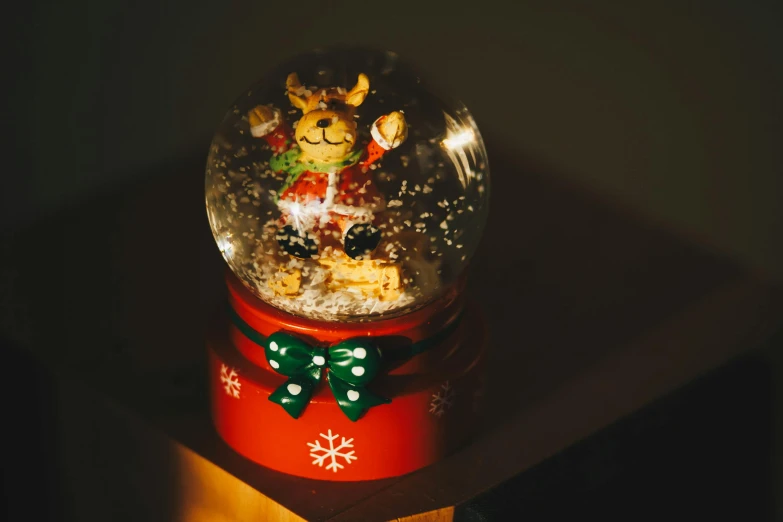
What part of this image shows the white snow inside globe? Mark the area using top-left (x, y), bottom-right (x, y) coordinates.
top-left (206, 48), bottom-right (489, 322)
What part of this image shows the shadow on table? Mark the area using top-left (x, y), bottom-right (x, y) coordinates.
top-left (457, 354), bottom-right (777, 522)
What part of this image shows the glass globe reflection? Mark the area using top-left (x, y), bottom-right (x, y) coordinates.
top-left (206, 48), bottom-right (489, 321)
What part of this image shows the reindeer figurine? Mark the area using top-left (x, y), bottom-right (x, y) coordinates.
top-left (248, 72), bottom-right (408, 300)
top-left (249, 72), bottom-right (407, 259)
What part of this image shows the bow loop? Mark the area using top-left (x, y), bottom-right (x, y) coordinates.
top-left (266, 332), bottom-right (318, 377)
top-left (327, 339), bottom-right (382, 386)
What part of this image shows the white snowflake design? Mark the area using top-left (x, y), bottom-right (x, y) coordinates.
top-left (429, 381), bottom-right (456, 417)
top-left (307, 430), bottom-right (357, 473)
top-left (220, 364), bottom-right (241, 398)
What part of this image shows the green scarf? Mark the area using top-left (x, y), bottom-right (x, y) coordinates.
top-left (271, 147), bottom-right (363, 201)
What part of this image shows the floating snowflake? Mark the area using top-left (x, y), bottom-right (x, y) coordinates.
top-left (307, 429), bottom-right (357, 473)
top-left (220, 364), bottom-right (241, 398)
top-left (429, 381), bottom-right (455, 417)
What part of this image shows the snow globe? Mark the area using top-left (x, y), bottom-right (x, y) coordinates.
top-left (206, 48), bottom-right (490, 481)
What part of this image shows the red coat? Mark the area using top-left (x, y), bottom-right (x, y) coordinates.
top-left (258, 115), bottom-right (394, 233)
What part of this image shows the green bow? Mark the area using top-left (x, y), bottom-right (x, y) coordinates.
top-left (264, 332), bottom-right (390, 421)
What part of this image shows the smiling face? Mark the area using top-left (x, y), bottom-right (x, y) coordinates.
top-left (295, 104), bottom-right (358, 163)
top-left (287, 73), bottom-right (369, 163)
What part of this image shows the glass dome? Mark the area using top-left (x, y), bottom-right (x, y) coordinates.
top-left (206, 48), bottom-right (489, 322)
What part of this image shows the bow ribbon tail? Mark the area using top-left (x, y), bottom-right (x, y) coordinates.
top-left (268, 371), bottom-right (320, 419)
top-left (327, 372), bottom-right (390, 422)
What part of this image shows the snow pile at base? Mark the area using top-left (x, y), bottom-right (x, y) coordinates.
top-left (239, 258), bottom-right (415, 321)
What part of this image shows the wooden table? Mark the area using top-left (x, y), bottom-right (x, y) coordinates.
top-left (2, 143), bottom-right (782, 521)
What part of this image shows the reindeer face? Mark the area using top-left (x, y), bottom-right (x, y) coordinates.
top-left (287, 73), bottom-right (369, 163)
top-left (295, 103), bottom-right (357, 163)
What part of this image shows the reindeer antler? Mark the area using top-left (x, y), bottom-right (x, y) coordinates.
top-left (286, 72), bottom-right (308, 110)
top-left (345, 73), bottom-right (370, 107)
top-left (285, 72), bottom-right (369, 111)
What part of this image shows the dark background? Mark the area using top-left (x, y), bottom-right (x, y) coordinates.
top-left (6, 0), bottom-right (783, 279)
top-left (3, 0), bottom-right (783, 520)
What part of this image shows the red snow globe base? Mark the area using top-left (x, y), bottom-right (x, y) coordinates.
top-left (208, 272), bottom-right (488, 481)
